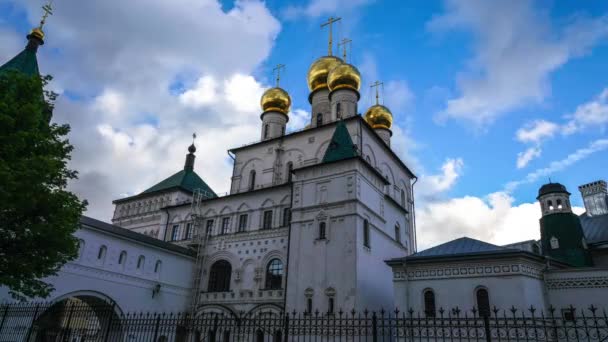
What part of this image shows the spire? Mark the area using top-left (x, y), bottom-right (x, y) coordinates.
top-left (370, 81), bottom-right (384, 105)
top-left (322, 121), bottom-right (358, 163)
top-left (338, 38), bottom-right (352, 61)
top-left (321, 16), bottom-right (342, 56)
top-left (273, 63), bottom-right (285, 87)
top-left (184, 133), bottom-right (196, 171)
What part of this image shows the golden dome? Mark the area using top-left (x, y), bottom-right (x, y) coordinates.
top-left (364, 105), bottom-right (393, 130)
top-left (261, 87), bottom-right (291, 114)
top-left (327, 63), bottom-right (361, 92)
top-left (307, 56), bottom-right (343, 92)
top-left (28, 27), bottom-right (45, 41)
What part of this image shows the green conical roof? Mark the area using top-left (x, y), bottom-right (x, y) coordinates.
top-left (142, 169), bottom-right (217, 199)
top-left (0, 45), bottom-right (40, 77)
top-left (322, 120), bottom-right (358, 163)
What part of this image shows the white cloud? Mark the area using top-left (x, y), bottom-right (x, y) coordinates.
top-left (283, 0), bottom-right (372, 19)
top-left (516, 120), bottom-right (559, 144)
top-left (563, 88), bottom-right (608, 134)
top-left (429, 0), bottom-right (608, 127)
top-left (287, 109), bottom-right (310, 132)
top-left (179, 76), bottom-right (218, 108)
top-left (417, 158), bottom-right (464, 200)
top-left (516, 146), bottom-right (542, 169)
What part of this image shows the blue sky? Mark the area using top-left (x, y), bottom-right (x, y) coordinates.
top-left (1, 0), bottom-right (607, 247)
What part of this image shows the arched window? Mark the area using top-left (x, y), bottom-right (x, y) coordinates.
top-left (264, 124), bottom-right (269, 139)
top-left (401, 189), bottom-right (406, 207)
top-left (319, 222), bottom-right (327, 240)
top-left (424, 289), bottom-right (436, 317)
top-left (249, 170), bottom-right (256, 191)
top-left (328, 297), bottom-right (335, 314)
top-left (97, 245), bottom-right (107, 261)
top-left (286, 162), bottom-right (293, 183)
top-left (363, 220), bottom-right (370, 248)
top-left (316, 113), bottom-right (323, 126)
top-left (155, 260), bottom-right (162, 273)
top-left (547, 200), bottom-right (554, 211)
top-left (476, 288), bottom-right (491, 317)
top-left (550, 236), bottom-right (559, 249)
top-left (395, 224), bottom-right (401, 244)
top-left (118, 251), bottom-right (127, 265)
top-left (208, 260), bottom-right (232, 292)
top-left (336, 103), bottom-right (342, 119)
top-left (137, 255), bottom-right (145, 270)
top-left (307, 298), bottom-right (313, 314)
top-left (557, 199), bottom-right (563, 209)
top-left (265, 259), bottom-right (283, 289)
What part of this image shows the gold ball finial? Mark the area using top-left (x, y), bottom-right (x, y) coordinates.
top-left (307, 56), bottom-right (343, 92)
top-left (364, 104), bottom-right (393, 130)
top-left (261, 87), bottom-right (291, 115)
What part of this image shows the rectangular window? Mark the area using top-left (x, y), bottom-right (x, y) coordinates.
top-left (185, 223), bottom-right (193, 240)
top-left (221, 217), bottom-right (230, 235)
top-left (205, 219), bottom-right (214, 236)
top-left (283, 208), bottom-right (291, 227)
top-left (171, 224), bottom-right (180, 241)
top-left (238, 214), bottom-right (248, 232)
top-left (363, 220), bottom-right (370, 248)
top-left (328, 297), bottom-right (334, 314)
top-left (306, 298), bottom-right (313, 314)
top-left (263, 210), bottom-right (273, 229)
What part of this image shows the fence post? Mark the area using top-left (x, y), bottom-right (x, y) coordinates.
top-left (153, 314), bottom-right (161, 341)
top-left (0, 304), bottom-right (8, 335)
top-left (103, 303), bottom-right (116, 342)
top-left (283, 314), bottom-right (289, 342)
top-left (372, 312), bottom-right (378, 342)
top-left (25, 303), bottom-right (40, 342)
top-left (483, 315), bottom-right (492, 342)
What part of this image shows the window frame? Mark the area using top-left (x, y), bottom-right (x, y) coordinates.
top-left (238, 214), bottom-right (248, 232)
top-left (476, 287), bottom-right (491, 318)
top-left (363, 220), bottom-right (370, 248)
top-left (265, 259), bottom-right (284, 290)
top-left (423, 289), bottom-right (436, 318)
top-left (319, 221), bottom-right (327, 240)
top-left (171, 224), bottom-right (180, 241)
top-left (208, 260), bottom-right (232, 292)
top-left (221, 217), bottom-right (231, 235)
top-left (263, 210), bottom-right (273, 229)
top-left (283, 208), bottom-right (291, 227)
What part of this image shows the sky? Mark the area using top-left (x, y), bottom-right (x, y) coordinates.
top-left (1, 0), bottom-right (608, 250)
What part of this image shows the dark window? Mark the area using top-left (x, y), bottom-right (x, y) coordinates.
top-left (476, 288), bottom-right (491, 317)
top-left (221, 217), bottom-right (230, 235)
top-left (336, 103), bottom-right (342, 119)
top-left (208, 260), bottom-right (232, 292)
top-left (118, 251), bottom-right (127, 265)
top-left (205, 219), bottom-right (214, 235)
top-left (263, 210), bottom-right (273, 229)
top-left (281, 125), bottom-right (285, 136)
top-left (316, 113), bottom-right (323, 126)
top-left (171, 224), bottom-right (180, 241)
top-left (283, 208), bottom-right (291, 226)
top-left (265, 259), bottom-right (283, 289)
top-left (307, 298), bottom-right (313, 314)
top-left (185, 223), bottom-right (193, 240)
top-left (286, 162), bottom-right (293, 183)
top-left (238, 214), bottom-right (248, 232)
top-left (137, 256), bottom-right (145, 269)
top-left (424, 290), bottom-right (436, 317)
top-left (154, 260), bottom-right (162, 273)
top-left (401, 189), bottom-right (406, 206)
top-left (319, 222), bottom-right (327, 240)
top-left (328, 297), bottom-right (334, 314)
top-left (98, 245), bottom-right (107, 260)
top-left (249, 170), bottom-right (256, 191)
top-left (395, 224), bottom-right (401, 244)
top-left (363, 220), bottom-right (370, 248)
top-left (264, 124), bottom-right (269, 139)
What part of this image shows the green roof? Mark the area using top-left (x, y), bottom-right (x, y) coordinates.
top-left (322, 120), bottom-right (358, 163)
top-left (0, 47), bottom-right (40, 77)
top-left (142, 169), bottom-right (217, 198)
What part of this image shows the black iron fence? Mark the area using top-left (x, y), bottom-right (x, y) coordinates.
top-left (0, 302), bottom-right (607, 341)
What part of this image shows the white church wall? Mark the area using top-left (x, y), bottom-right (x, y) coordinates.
top-left (545, 268), bottom-right (608, 311)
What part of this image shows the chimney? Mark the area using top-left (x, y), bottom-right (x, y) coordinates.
top-left (578, 180), bottom-right (608, 217)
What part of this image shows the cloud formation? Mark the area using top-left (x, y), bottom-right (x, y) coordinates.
top-left (429, 0), bottom-right (608, 127)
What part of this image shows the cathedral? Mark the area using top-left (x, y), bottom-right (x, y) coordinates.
top-left (1, 14), bottom-right (607, 322)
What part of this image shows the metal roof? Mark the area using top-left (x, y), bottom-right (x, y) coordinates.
top-left (580, 213), bottom-right (608, 244)
top-left (410, 237), bottom-right (509, 258)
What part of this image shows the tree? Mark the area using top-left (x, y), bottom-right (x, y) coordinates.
top-left (0, 70), bottom-right (87, 300)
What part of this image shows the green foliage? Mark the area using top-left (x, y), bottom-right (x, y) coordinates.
top-left (0, 71), bottom-right (87, 300)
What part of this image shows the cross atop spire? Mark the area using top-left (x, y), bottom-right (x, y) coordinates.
top-left (338, 38), bottom-right (352, 61)
top-left (370, 81), bottom-right (384, 105)
top-left (273, 64), bottom-right (285, 87)
top-left (321, 16), bottom-right (342, 56)
top-left (39, 1), bottom-right (54, 30)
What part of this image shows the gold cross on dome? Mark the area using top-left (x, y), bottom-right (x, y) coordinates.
top-left (338, 38), bottom-right (352, 60)
top-left (321, 16), bottom-right (342, 56)
top-left (370, 81), bottom-right (384, 105)
top-left (39, 1), bottom-right (54, 29)
top-left (273, 64), bottom-right (285, 87)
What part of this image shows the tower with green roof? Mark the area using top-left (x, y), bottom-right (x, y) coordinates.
top-left (537, 182), bottom-right (592, 267)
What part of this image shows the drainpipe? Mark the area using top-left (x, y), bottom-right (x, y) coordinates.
top-left (283, 178), bottom-right (295, 312)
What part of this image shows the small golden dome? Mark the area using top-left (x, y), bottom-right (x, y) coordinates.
top-left (307, 56), bottom-right (343, 92)
top-left (364, 105), bottom-right (393, 130)
top-left (29, 27), bottom-right (45, 41)
top-left (261, 87), bottom-right (291, 114)
top-left (328, 63), bottom-right (361, 92)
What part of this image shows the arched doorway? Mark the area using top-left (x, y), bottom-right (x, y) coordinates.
top-left (31, 293), bottom-right (123, 341)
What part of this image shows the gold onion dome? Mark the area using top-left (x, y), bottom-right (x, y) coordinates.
top-left (307, 56), bottom-right (343, 92)
top-left (327, 63), bottom-right (361, 92)
top-left (260, 87), bottom-right (291, 115)
top-left (28, 27), bottom-right (45, 41)
top-left (364, 105), bottom-right (393, 130)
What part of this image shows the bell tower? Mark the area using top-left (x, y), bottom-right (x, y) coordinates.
top-left (537, 182), bottom-right (592, 267)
